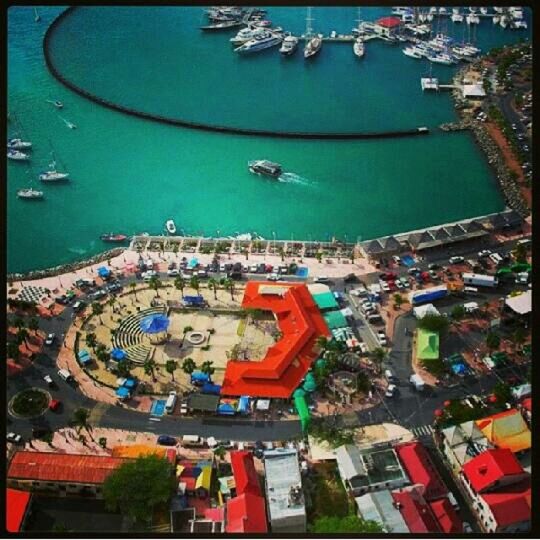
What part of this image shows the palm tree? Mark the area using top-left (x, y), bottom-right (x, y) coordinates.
top-left (72, 407), bottom-right (93, 439)
top-left (208, 277), bottom-right (219, 301)
top-left (370, 347), bottom-right (386, 374)
top-left (28, 317), bottom-right (40, 336)
top-left (213, 445), bottom-right (227, 461)
top-left (91, 302), bottom-right (104, 324)
top-left (165, 359), bottom-right (178, 381)
top-left (278, 246), bottom-right (285, 262)
top-left (85, 332), bottom-right (97, 351)
top-left (144, 358), bottom-right (157, 382)
top-left (14, 317), bottom-right (25, 331)
top-left (190, 275), bottom-right (200, 296)
top-left (7, 341), bottom-right (20, 362)
top-left (222, 278), bottom-right (234, 300)
top-left (174, 276), bottom-right (186, 298)
top-left (148, 276), bottom-right (162, 298)
top-left (17, 327), bottom-right (29, 347)
top-left (393, 293), bottom-right (403, 310)
top-left (107, 296), bottom-right (117, 315)
top-left (129, 281), bottom-right (138, 302)
top-left (182, 357), bottom-right (196, 375)
top-left (200, 360), bottom-right (215, 377)
top-left (512, 327), bottom-right (526, 352)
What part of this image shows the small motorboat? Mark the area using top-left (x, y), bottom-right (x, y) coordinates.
top-left (7, 138), bottom-right (32, 150)
top-left (47, 99), bottom-right (64, 109)
top-left (17, 188), bottom-right (44, 200)
top-left (248, 160), bottom-right (282, 178)
top-left (100, 233), bottom-right (128, 243)
top-left (353, 38), bottom-right (365, 58)
top-left (166, 219), bottom-right (177, 235)
top-left (60, 117), bottom-right (76, 129)
top-left (8, 149), bottom-right (30, 161)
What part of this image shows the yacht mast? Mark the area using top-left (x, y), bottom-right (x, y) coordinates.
top-left (306, 6), bottom-right (314, 38)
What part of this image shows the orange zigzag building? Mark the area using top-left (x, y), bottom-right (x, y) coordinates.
top-left (221, 282), bottom-right (330, 399)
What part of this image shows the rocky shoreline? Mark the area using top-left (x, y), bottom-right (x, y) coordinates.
top-left (8, 247), bottom-right (125, 283)
top-left (451, 66), bottom-right (529, 218)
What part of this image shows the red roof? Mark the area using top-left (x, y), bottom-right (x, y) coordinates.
top-left (6, 489), bottom-right (31, 533)
top-left (230, 451), bottom-right (261, 497)
top-left (391, 485), bottom-right (440, 533)
top-left (481, 479), bottom-right (531, 528)
top-left (395, 442), bottom-right (448, 501)
top-left (8, 451), bottom-right (128, 485)
top-left (521, 397), bottom-right (532, 412)
top-left (225, 493), bottom-right (267, 533)
top-left (429, 498), bottom-right (463, 533)
top-left (221, 282), bottom-right (330, 398)
top-left (377, 16), bottom-right (402, 28)
top-left (461, 448), bottom-right (526, 493)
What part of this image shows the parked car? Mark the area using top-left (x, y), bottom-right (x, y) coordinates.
top-left (45, 333), bottom-right (55, 346)
top-left (167, 268), bottom-right (179, 277)
top-left (385, 384), bottom-right (398, 398)
top-left (449, 256), bottom-right (464, 264)
top-left (89, 289), bottom-right (107, 300)
top-left (392, 256), bottom-right (402, 265)
top-left (157, 435), bottom-right (177, 446)
top-left (266, 273), bottom-right (281, 281)
top-left (7, 432), bottom-right (23, 444)
top-left (428, 270), bottom-right (439, 280)
top-left (408, 267), bottom-right (421, 275)
top-left (43, 374), bottom-right (54, 387)
top-left (314, 276), bottom-right (330, 283)
top-left (55, 295), bottom-right (69, 305)
top-left (72, 300), bottom-right (86, 313)
top-left (377, 331), bottom-right (387, 346)
top-left (142, 270), bottom-right (158, 281)
top-left (478, 249), bottom-right (492, 258)
top-left (49, 399), bottom-right (61, 412)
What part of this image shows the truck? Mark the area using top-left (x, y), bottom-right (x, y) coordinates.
top-left (462, 272), bottom-right (498, 288)
top-left (408, 285), bottom-right (448, 306)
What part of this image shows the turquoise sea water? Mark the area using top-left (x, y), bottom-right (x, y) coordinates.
top-left (7, 7), bottom-right (530, 273)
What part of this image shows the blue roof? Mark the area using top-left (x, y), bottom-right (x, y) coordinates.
top-left (122, 378), bottom-right (137, 388)
top-left (451, 363), bottom-right (469, 375)
top-left (97, 266), bottom-right (111, 277)
top-left (191, 371), bottom-right (210, 383)
top-left (201, 383), bottom-right (221, 395)
top-left (237, 396), bottom-right (250, 413)
top-left (217, 403), bottom-right (236, 416)
top-left (110, 348), bottom-right (126, 361)
top-left (140, 313), bottom-right (170, 334)
top-left (183, 295), bottom-right (204, 305)
top-left (116, 387), bottom-right (130, 398)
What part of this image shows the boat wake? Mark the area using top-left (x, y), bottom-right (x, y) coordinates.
top-left (67, 246), bottom-right (87, 255)
top-left (277, 173), bottom-right (314, 186)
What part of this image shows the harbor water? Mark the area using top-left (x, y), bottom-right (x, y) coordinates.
top-left (7, 7), bottom-right (530, 273)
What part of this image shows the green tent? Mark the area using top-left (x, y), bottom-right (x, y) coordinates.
top-left (416, 328), bottom-right (439, 360)
top-left (293, 387), bottom-right (306, 399)
top-left (511, 263), bottom-right (531, 273)
top-left (303, 372), bottom-right (317, 393)
top-left (294, 395), bottom-right (310, 432)
top-left (315, 358), bottom-right (327, 369)
top-left (312, 292), bottom-right (339, 311)
top-left (496, 267), bottom-right (513, 276)
top-left (323, 310), bottom-right (348, 330)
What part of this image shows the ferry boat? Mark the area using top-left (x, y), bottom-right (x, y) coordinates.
top-left (304, 36), bottom-right (322, 58)
top-left (101, 233), bottom-right (128, 242)
top-left (7, 138), bottom-right (32, 150)
top-left (279, 34), bottom-right (299, 55)
top-left (353, 38), bottom-right (365, 58)
top-left (39, 161), bottom-right (69, 181)
top-left (17, 188), bottom-right (44, 199)
top-left (235, 32), bottom-right (283, 53)
top-left (248, 160), bottom-right (282, 178)
top-left (403, 46), bottom-right (423, 59)
top-left (166, 220), bottom-right (177, 235)
top-left (7, 149), bottom-right (30, 161)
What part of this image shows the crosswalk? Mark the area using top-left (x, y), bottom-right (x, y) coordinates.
top-left (411, 424), bottom-right (435, 438)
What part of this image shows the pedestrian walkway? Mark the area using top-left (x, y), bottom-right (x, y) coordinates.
top-left (411, 424), bottom-right (435, 439)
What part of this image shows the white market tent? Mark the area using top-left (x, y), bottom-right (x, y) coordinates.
top-left (505, 290), bottom-right (532, 315)
top-left (413, 303), bottom-right (440, 319)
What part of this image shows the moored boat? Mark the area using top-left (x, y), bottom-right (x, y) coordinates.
top-left (353, 38), bottom-right (365, 58)
top-left (8, 149), bottom-right (30, 161)
top-left (304, 36), bottom-right (322, 58)
top-left (235, 32), bottom-right (283, 53)
top-left (279, 34), bottom-right (299, 55)
top-left (166, 220), bottom-right (177, 235)
top-left (18, 188), bottom-right (44, 200)
top-left (7, 138), bottom-right (32, 150)
top-left (39, 160), bottom-right (69, 182)
top-left (100, 233), bottom-right (128, 242)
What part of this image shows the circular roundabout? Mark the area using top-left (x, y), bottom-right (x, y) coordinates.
top-left (9, 387), bottom-right (51, 419)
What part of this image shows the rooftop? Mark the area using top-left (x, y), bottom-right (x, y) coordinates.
top-left (6, 489), bottom-right (31, 533)
top-left (475, 409), bottom-right (531, 454)
top-left (355, 490), bottom-right (409, 533)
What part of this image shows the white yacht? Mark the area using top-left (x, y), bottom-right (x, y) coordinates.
top-left (439, 7), bottom-right (447, 14)
top-left (7, 138), bottom-right (32, 150)
top-left (499, 15), bottom-right (508, 28)
top-left (39, 161), bottom-right (69, 181)
top-left (512, 20), bottom-right (527, 29)
top-left (279, 34), bottom-right (299, 55)
top-left (7, 149), bottom-right (30, 161)
top-left (166, 220), bottom-right (177, 235)
top-left (466, 14), bottom-right (480, 24)
top-left (451, 12), bottom-right (464, 23)
top-left (17, 188), bottom-right (44, 200)
top-left (493, 15), bottom-right (500, 24)
top-left (304, 36), bottom-right (322, 58)
top-left (428, 52), bottom-right (456, 65)
top-left (235, 32), bottom-right (282, 53)
top-left (230, 26), bottom-right (266, 46)
top-left (493, 7), bottom-right (504, 13)
top-left (480, 7), bottom-right (488, 15)
top-left (403, 46), bottom-right (423, 59)
top-left (353, 38), bottom-right (365, 58)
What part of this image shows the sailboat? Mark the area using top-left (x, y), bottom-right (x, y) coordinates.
top-left (353, 8), bottom-right (365, 58)
top-left (39, 150), bottom-right (69, 182)
top-left (304, 7), bottom-right (322, 59)
top-left (34, 8), bottom-right (41, 22)
top-left (18, 167), bottom-right (44, 199)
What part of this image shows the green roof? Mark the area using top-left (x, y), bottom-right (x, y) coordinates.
top-left (416, 328), bottom-right (439, 360)
top-left (294, 395), bottom-right (311, 432)
top-left (313, 292), bottom-right (339, 311)
top-left (323, 310), bottom-right (348, 329)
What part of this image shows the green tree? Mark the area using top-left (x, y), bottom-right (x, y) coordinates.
top-left (14, 317), bottom-right (25, 331)
top-left (207, 277), bottom-right (219, 301)
top-left (72, 407), bottom-right (92, 437)
top-left (107, 296), bottom-right (117, 315)
top-left (370, 347), bottom-right (386, 373)
top-left (493, 382), bottom-right (512, 405)
top-left (189, 275), bottom-right (200, 296)
top-left (91, 302), bottom-right (104, 324)
top-left (278, 246), bottom-right (285, 262)
top-left (316, 336), bottom-right (328, 351)
top-left (28, 317), bottom-right (40, 335)
top-left (513, 242), bottom-right (528, 263)
top-left (7, 341), bottom-right (20, 362)
top-left (103, 454), bottom-right (175, 525)
top-left (182, 357), bottom-right (196, 375)
top-left (165, 359), bottom-right (177, 381)
top-left (129, 281), bottom-right (138, 302)
top-left (222, 278), bottom-right (235, 300)
top-left (200, 360), bottom-right (215, 377)
top-left (17, 327), bottom-right (29, 347)
top-left (451, 304), bottom-right (466, 322)
top-left (512, 327), bottom-right (526, 351)
top-left (213, 445), bottom-right (227, 461)
top-left (96, 343), bottom-right (109, 364)
top-left (393, 293), bottom-right (403, 310)
top-left (85, 332), bottom-right (97, 351)
top-left (143, 358), bottom-right (157, 382)
top-left (116, 360), bottom-right (131, 378)
top-left (148, 275), bottom-right (163, 298)
top-left (486, 331), bottom-right (501, 351)
top-left (310, 515), bottom-right (384, 533)
top-left (417, 313), bottom-right (450, 335)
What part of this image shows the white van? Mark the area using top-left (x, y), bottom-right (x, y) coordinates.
top-left (182, 435), bottom-right (205, 447)
top-left (489, 252), bottom-right (503, 265)
top-left (463, 286), bottom-right (479, 295)
top-left (58, 369), bottom-right (73, 382)
top-left (463, 302), bottom-right (479, 314)
top-left (410, 374), bottom-right (425, 391)
top-left (165, 391), bottom-right (177, 414)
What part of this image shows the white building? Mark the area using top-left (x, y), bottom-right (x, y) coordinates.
top-left (263, 449), bottom-right (306, 533)
top-left (355, 490), bottom-right (409, 533)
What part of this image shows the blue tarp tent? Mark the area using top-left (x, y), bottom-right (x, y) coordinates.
top-left (201, 383), bottom-right (221, 395)
top-left (116, 387), bottom-right (130, 399)
top-left (217, 403), bottom-right (236, 416)
top-left (110, 348), bottom-right (126, 361)
top-left (183, 295), bottom-right (205, 307)
top-left (97, 266), bottom-right (111, 278)
top-left (191, 371), bottom-right (210, 385)
top-left (140, 314), bottom-right (170, 334)
top-left (77, 350), bottom-right (91, 365)
top-left (123, 378), bottom-right (137, 389)
top-left (237, 396), bottom-right (250, 414)
top-left (451, 363), bottom-right (469, 375)
top-left (188, 257), bottom-right (199, 269)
